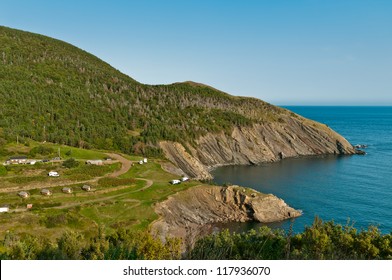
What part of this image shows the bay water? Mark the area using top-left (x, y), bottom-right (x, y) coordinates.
top-left (212, 107), bottom-right (392, 234)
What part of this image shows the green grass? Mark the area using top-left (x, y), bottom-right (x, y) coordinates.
top-left (0, 143), bottom-right (202, 241)
top-left (1, 141), bottom-right (107, 162)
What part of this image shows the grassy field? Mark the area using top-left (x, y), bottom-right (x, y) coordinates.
top-left (0, 144), bottom-right (200, 240)
top-left (1, 141), bottom-right (107, 161)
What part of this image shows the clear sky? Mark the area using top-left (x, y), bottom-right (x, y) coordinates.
top-left (1, 0), bottom-right (391, 105)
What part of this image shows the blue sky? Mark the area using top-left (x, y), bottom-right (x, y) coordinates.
top-left (1, 0), bottom-right (391, 105)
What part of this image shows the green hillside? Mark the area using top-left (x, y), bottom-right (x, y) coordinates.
top-left (0, 26), bottom-right (290, 156)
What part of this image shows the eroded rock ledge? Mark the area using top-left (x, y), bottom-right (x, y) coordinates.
top-left (151, 185), bottom-right (302, 247)
top-left (160, 116), bottom-right (356, 180)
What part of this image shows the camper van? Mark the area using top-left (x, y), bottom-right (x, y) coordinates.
top-left (170, 179), bottom-right (181, 185)
top-left (48, 171), bottom-right (59, 177)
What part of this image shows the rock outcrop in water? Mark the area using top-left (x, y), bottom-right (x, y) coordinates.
top-left (151, 185), bottom-right (302, 247)
top-left (160, 115), bottom-right (356, 180)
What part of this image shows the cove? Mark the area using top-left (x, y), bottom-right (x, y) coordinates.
top-left (212, 107), bottom-right (392, 234)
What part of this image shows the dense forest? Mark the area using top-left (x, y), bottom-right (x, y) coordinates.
top-left (0, 26), bottom-right (291, 157)
top-left (1, 218), bottom-right (391, 260)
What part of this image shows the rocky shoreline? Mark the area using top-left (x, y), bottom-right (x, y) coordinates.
top-left (160, 115), bottom-right (357, 180)
top-left (151, 185), bottom-right (302, 249)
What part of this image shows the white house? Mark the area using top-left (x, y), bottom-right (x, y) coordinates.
top-left (181, 177), bottom-right (189, 182)
top-left (48, 171), bottom-right (59, 177)
top-left (6, 156), bottom-right (27, 165)
top-left (139, 160), bottom-right (144, 165)
top-left (143, 158), bottom-right (148, 163)
top-left (86, 160), bottom-right (103, 166)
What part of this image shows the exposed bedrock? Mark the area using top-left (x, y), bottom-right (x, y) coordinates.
top-left (160, 116), bottom-right (356, 180)
top-left (151, 185), bottom-right (302, 247)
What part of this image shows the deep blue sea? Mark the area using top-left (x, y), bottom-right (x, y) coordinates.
top-left (212, 107), bottom-right (392, 234)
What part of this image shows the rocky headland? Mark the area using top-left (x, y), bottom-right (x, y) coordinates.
top-left (151, 185), bottom-right (302, 248)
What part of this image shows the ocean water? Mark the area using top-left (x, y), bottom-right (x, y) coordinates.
top-left (212, 107), bottom-right (392, 234)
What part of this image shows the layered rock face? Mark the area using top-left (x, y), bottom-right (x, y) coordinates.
top-left (151, 185), bottom-right (302, 247)
top-left (160, 115), bottom-right (356, 179)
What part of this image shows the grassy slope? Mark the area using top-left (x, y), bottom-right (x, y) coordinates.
top-left (0, 143), bottom-right (199, 241)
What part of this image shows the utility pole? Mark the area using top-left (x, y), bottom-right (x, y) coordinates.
top-left (16, 135), bottom-right (19, 145)
top-left (58, 147), bottom-right (61, 159)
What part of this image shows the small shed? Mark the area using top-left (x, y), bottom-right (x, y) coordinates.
top-left (86, 160), bottom-right (103, 166)
top-left (40, 189), bottom-right (52, 196)
top-left (62, 187), bottom-right (73, 194)
top-left (82, 185), bottom-right (91, 192)
top-left (139, 160), bottom-right (143, 165)
top-left (18, 191), bottom-right (30, 198)
top-left (143, 158), bottom-right (148, 163)
top-left (26, 204), bottom-right (33, 209)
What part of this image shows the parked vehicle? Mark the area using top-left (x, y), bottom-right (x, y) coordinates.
top-left (48, 171), bottom-right (59, 177)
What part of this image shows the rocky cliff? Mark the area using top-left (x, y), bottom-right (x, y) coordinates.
top-left (151, 185), bottom-right (302, 247)
top-left (160, 113), bottom-right (356, 179)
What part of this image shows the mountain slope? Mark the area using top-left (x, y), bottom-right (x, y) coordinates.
top-left (0, 26), bottom-right (356, 178)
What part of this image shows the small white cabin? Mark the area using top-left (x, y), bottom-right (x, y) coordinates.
top-left (181, 177), bottom-right (189, 182)
top-left (171, 179), bottom-right (181, 185)
top-left (40, 189), bottom-right (52, 196)
top-left (48, 171), bottom-right (59, 177)
top-left (62, 187), bottom-right (72, 194)
top-left (143, 158), bottom-right (148, 163)
top-left (82, 185), bottom-right (91, 192)
top-left (18, 191), bottom-right (30, 198)
top-left (139, 160), bottom-right (144, 165)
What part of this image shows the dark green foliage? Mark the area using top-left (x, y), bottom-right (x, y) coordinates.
top-left (187, 227), bottom-right (287, 260)
top-left (187, 218), bottom-right (392, 260)
top-left (1, 218), bottom-right (391, 260)
top-left (1, 228), bottom-right (181, 260)
top-left (0, 26), bottom-right (291, 156)
top-left (62, 158), bottom-right (79, 168)
top-left (41, 213), bottom-right (67, 228)
top-left (7, 175), bottom-right (46, 184)
top-left (29, 145), bottom-right (54, 157)
top-left (0, 165), bottom-right (7, 176)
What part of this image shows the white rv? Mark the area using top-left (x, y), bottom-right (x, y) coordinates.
top-left (48, 171), bottom-right (59, 177)
top-left (181, 177), bottom-right (189, 182)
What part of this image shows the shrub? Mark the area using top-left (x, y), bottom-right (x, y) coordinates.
top-left (62, 158), bottom-right (79, 168)
top-left (29, 145), bottom-right (54, 157)
top-left (0, 165), bottom-right (7, 176)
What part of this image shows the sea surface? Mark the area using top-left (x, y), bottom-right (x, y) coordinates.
top-left (212, 106), bottom-right (392, 234)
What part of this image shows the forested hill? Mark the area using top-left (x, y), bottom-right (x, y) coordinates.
top-left (0, 26), bottom-right (289, 155)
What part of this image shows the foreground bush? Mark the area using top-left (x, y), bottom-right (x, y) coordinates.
top-left (1, 218), bottom-right (391, 260)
